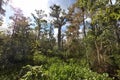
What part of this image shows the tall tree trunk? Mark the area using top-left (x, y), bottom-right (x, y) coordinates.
top-left (37, 20), bottom-right (41, 40)
top-left (109, 0), bottom-right (113, 5)
top-left (58, 26), bottom-right (62, 50)
top-left (82, 8), bottom-right (86, 37)
top-left (95, 41), bottom-right (101, 65)
top-left (115, 26), bottom-right (120, 45)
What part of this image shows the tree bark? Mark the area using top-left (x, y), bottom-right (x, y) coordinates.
top-left (58, 26), bottom-right (62, 50)
top-left (109, 0), bottom-right (113, 5)
top-left (82, 8), bottom-right (86, 37)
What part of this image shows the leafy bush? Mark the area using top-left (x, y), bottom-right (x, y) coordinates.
top-left (19, 65), bottom-right (47, 80)
top-left (117, 70), bottom-right (120, 80)
top-left (47, 62), bottom-right (112, 80)
top-left (19, 57), bottom-right (112, 80)
top-left (33, 51), bottom-right (48, 65)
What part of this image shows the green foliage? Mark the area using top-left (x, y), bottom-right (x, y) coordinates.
top-left (33, 51), bottom-right (47, 64)
top-left (117, 70), bottom-right (120, 80)
top-left (19, 65), bottom-right (47, 80)
top-left (113, 54), bottom-right (120, 68)
top-left (47, 60), bottom-right (111, 80)
top-left (18, 57), bottom-right (112, 80)
top-left (0, 74), bottom-right (17, 80)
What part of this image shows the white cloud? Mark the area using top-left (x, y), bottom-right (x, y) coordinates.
top-left (10, 0), bottom-right (49, 17)
top-left (10, 0), bottom-right (75, 17)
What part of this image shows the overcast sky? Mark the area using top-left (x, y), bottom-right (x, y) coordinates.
top-left (9, 0), bottom-right (76, 16)
top-left (0, 0), bottom-right (76, 31)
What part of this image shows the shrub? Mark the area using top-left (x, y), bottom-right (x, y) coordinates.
top-left (47, 62), bottom-right (112, 80)
top-left (19, 54), bottom-right (112, 80)
top-left (33, 51), bottom-right (47, 65)
top-left (18, 65), bottom-right (48, 80)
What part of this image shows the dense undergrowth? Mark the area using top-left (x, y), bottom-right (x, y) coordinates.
top-left (0, 52), bottom-right (113, 80)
